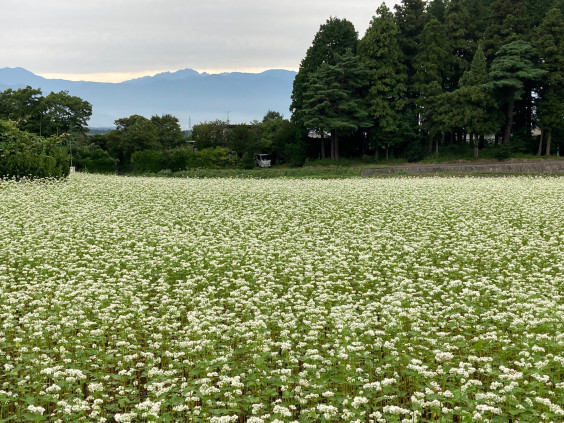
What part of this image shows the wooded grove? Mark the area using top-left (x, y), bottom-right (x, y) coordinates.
top-left (291, 0), bottom-right (564, 160)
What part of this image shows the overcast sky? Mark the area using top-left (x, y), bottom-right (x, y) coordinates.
top-left (2, 0), bottom-right (400, 82)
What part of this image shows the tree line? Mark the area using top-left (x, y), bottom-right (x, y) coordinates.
top-left (0, 85), bottom-right (306, 175)
top-left (3, 0), bottom-right (564, 178)
top-left (291, 0), bottom-right (564, 160)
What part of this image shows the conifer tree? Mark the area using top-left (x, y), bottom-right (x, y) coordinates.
top-left (301, 50), bottom-right (371, 160)
top-left (487, 40), bottom-right (546, 145)
top-left (427, 0), bottom-right (448, 22)
top-left (413, 18), bottom-right (451, 151)
top-left (290, 18), bottom-right (358, 127)
top-left (448, 45), bottom-right (500, 157)
top-left (534, 8), bottom-right (564, 155)
top-left (444, 0), bottom-right (490, 88)
top-left (394, 0), bottom-right (428, 98)
top-left (358, 4), bottom-right (407, 156)
top-left (485, 0), bottom-right (529, 58)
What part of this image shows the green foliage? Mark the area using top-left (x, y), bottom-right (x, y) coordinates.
top-left (192, 120), bottom-right (230, 150)
top-left (0, 120), bottom-right (69, 178)
top-left (439, 45), bottom-right (501, 150)
top-left (229, 124), bottom-right (263, 157)
top-left (285, 141), bottom-right (307, 167)
top-left (269, 119), bottom-right (302, 164)
top-left (291, 17), bottom-right (359, 124)
top-left (302, 50), bottom-right (371, 160)
top-left (359, 3), bottom-right (407, 140)
top-left (0, 86), bottom-right (43, 133)
top-left (488, 40), bottom-right (544, 98)
top-left (485, 0), bottom-right (529, 56)
top-left (487, 40), bottom-right (547, 144)
top-left (427, 0), bottom-right (448, 22)
top-left (493, 144), bottom-right (513, 160)
top-left (413, 19), bottom-right (451, 140)
top-left (150, 114), bottom-right (185, 150)
top-left (131, 150), bottom-right (165, 173)
top-left (406, 141), bottom-right (425, 162)
top-left (195, 147), bottom-right (238, 168)
top-left (106, 115), bottom-right (160, 167)
top-left (75, 146), bottom-right (118, 174)
top-left (394, 0), bottom-right (428, 68)
top-left (535, 8), bottom-right (564, 133)
top-left (0, 87), bottom-right (92, 137)
top-left (41, 91), bottom-right (93, 136)
top-left (238, 152), bottom-right (255, 169)
top-left (167, 147), bottom-right (194, 172)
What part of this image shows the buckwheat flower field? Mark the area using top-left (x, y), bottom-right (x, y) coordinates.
top-left (1, 174), bottom-right (563, 422)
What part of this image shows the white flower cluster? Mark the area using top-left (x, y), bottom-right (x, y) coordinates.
top-left (0, 174), bottom-right (563, 421)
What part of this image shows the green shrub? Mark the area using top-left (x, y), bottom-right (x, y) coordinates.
top-left (167, 148), bottom-right (194, 172)
top-left (406, 142), bottom-right (425, 163)
top-left (493, 145), bottom-right (512, 161)
top-left (196, 147), bottom-right (239, 168)
top-left (75, 147), bottom-right (118, 174)
top-left (238, 152), bottom-right (255, 169)
top-left (131, 150), bottom-right (165, 173)
top-left (285, 142), bottom-right (307, 167)
top-left (0, 120), bottom-right (69, 179)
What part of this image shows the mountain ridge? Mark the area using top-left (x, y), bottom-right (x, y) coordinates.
top-left (0, 67), bottom-right (297, 128)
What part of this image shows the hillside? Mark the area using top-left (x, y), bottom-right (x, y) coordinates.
top-left (0, 67), bottom-right (297, 128)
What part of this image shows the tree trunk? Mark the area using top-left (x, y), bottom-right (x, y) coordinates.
top-left (537, 128), bottom-right (544, 156)
top-left (329, 130), bottom-right (340, 160)
top-left (386, 146), bottom-right (389, 161)
top-left (335, 131), bottom-right (339, 160)
top-left (546, 129), bottom-right (552, 157)
top-left (435, 137), bottom-right (439, 158)
top-left (503, 99), bottom-right (515, 145)
top-left (429, 134), bottom-right (433, 153)
top-left (330, 130), bottom-right (335, 160)
top-left (472, 134), bottom-right (479, 158)
top-left (375, 147), bottom-right (379, 160)
top-left (320, 131), bottom-right (326, 160)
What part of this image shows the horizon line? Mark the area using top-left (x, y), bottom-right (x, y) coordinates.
top-left (35, 66), bottom-right (298, 83)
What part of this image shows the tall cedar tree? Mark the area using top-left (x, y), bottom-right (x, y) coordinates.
top-left (487, 40), bottom-right (546, 145)
top-left (526, 0), bottom-right (559, 29)
top-left (444, 45), bottom-right (500, 157)
top-left (394, 0), bottom-right (428, 99)
top-left (358, 3), bottom-right (407, 156)
top-left (444, 0), bottom-right (490, 90)
top-left (485, 0), bottom-right (529, 58)
top-left (426, 0), bottom-right (448, 22)
top-left (290, 17), bottom-right (358, 129)
top-left (413, 18), bottom-right (451, 151)
top-left (534, 8), bottom-right (564, 155)
top-left (302, 50), bottom-right (371, 160)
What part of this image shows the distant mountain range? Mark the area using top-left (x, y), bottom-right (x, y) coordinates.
top-left (0, 67), bottom-right (297, 128)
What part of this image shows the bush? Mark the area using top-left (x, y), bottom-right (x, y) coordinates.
top-left (406, 142), bottom-right (425, 163)
top-left (167, 148), bottom-right (194, 172)
top-left (493, 145), bottom-right (512, 161)
top-left (75, 147), bottom-right (118, 174)
top-left (196, 147), bottom-right (239, 168)
top-left (285, 142), bottom-right (307, 167)
top-left (238, 153), bottom-right (255, 169)
top-left (0, 120), bottom-right (69, 179)
top-left (131, 150), bottom-right (165, 173)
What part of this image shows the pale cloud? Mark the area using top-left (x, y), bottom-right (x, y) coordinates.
top-left (1, 0), bottom-right (400, 82)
